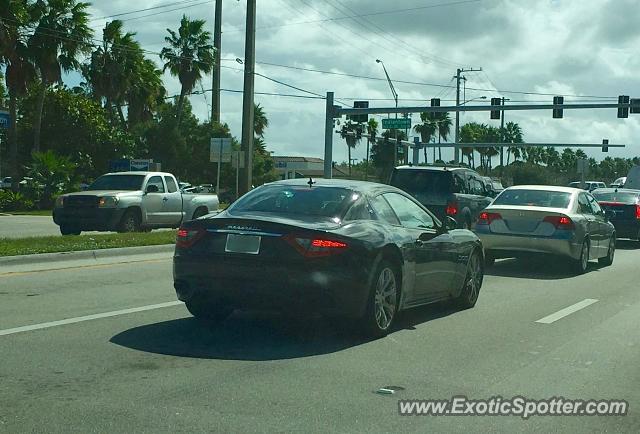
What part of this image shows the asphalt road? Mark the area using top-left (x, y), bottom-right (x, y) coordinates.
top-left (1, 244), bottom-right (639, 432)
top-left (0, 215), bottom-right (61, 238)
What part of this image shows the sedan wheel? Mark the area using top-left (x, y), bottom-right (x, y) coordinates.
top-left (598, 236), bottom-right (615, 266)
top-left (455, 250), bottom-right (483, 309)
top-left (573, 240), bottom-right (590, 274)
top-left (362, 261), bottom-right (398, 338)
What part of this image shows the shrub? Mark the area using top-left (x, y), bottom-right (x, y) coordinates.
top-left (0, 190), bottom-right (35, 212)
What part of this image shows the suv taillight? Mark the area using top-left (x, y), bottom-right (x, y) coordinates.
top-left (446, 201), bottom-right (458, 216)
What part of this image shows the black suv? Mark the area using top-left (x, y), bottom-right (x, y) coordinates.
top-left (389, 166), bottom-right (493, 229)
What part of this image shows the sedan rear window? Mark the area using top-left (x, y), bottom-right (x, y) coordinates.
top-left (229, 185), bottom-right (357, 218)
top-left (493, 189), bottom-right (572, 208)
top-left (592, 191), bottom-right (640, 204)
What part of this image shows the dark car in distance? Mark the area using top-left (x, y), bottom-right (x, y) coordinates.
top-left (592, 188), bottom-right (640, 241)
top-left (173, 179), bottom-right (484, 337)
top-left (390, 166), bottom-right (493, 229)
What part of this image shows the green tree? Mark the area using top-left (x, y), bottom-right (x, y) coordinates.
top-left (371, 129), bottom-right (407, 182)
top-left (127, 58), bottom-right (166, 128)
top-left (160, 15), bottom-right (214, 126)
top-left (340, 120), bottom-right (361, 176)
top-left (459, 122), bottom-right (484, 168)
top-left (29, 0), bottom-right (93, 153)
top-left (253, 103), bottom-right (268, 137)
top-left (1, 0), bottom-right (36, 181)
top-left (24, 150), bottom-right (77, 208)
top-left (414, 112), bottom-right (437, 164)
top-left (502, 121), bottom-right (523, 165)
top-left (435, 112), bottom-right (452, 162)
top-left (365, 118), bottom-right (378, 180)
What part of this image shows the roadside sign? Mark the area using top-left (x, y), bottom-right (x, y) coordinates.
top-left (382, 118), bottom-right (411, 129)
top-left (231, 151), bottom-right (245, 169)
top-left (130, 159), bottom-right (152, 171)
top-left (577, 158), bottom-right (588, 174)
top-left (210, 138), bottom-right (232, 162)
top-left (0, 110), bottom-right (10, 129)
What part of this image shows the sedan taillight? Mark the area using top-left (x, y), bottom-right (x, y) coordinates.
top-left (478, 211), bottom-right (502, 225)
top-left (636, 204), bottom-right (640, 220)
top-left (284, 234), bottom-right (348, 258)
top-left (446, 201), bottom-right (458, 216)
top-left (543, 215), bottom-right (575, 230)
top-left (176, 227), bottom-right (204, 248)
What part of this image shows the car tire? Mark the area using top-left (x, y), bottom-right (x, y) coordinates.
top-left (185, 298), bottom-right (233, 325)
top-left (484, 254), bottom-right (495, 268)
top-left (455, 249), bottom-right (483, 309)
top-left (572, 240), bottom-right (590, 274)
top-left (117, 209), bottom-right (141, 233)
top-left (361, 260), bottom-right (399, 339)
top-left (598, 236), bottom-right (615, 266)
top-left (60, 225), bottom-right (81, 236)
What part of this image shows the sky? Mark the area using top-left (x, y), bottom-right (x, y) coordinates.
top-left (77, 0), bottom-right (640, 165)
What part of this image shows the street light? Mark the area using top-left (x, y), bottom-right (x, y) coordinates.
top-left (376, 59), bottom-right (401, 164)
top-left (460, 95), bottom-right (487, 106)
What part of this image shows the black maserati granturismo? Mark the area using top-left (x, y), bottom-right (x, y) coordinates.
top-left (173, 178), bottom-right (484, 337)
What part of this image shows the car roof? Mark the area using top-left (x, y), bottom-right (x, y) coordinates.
top-left (266, 178), bottom-right (401, 194)
top-left (393, 165), bottom-right (467, 172)
top-left (102, 171), bottom-right (173, 177)
top-left (506, 185), bottom-right (581, 194)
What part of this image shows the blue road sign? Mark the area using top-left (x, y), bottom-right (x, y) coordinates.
top-left (0, 111), bottom-right (10, 129)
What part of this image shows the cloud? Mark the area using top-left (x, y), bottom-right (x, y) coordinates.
top-left (80, 0), bottom-right (640, 166)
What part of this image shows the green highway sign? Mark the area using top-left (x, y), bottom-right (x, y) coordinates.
top-left (382, 118), bottom-right (411, 129)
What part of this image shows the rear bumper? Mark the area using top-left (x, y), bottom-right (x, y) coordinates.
top-left (53, 207), bottom-right (125, 231)
top-left (173, 255), bottom-right (372, 318)
top-left (610, 220), bottom-right (640, 239)
top-left (477, 231), bottom-right (581, 259)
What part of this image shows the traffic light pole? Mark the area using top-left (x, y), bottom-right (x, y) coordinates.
top-left (211, 0), bottom-right (222, 123)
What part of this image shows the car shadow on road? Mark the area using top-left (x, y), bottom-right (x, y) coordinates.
top-left (484, 257), bottom-right (608, 280)
top-left (110, 304), bottom-right (457, 361)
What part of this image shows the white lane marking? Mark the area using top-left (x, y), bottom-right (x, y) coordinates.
top-left (0, 301), bottom-right (183, 337)
top-left (535, 299), bottom-right (599, 324)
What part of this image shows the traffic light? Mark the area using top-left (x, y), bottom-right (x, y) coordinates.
top-left (602, 139), bottom-right (609, 153)
top-left (349, 101), bottom-right (368, 123)
top-left (631, 98), bottom-right (640, 114)
top-left (430, 98), bottom-right (440, 107)
top-left (490, 97), bottom-right (501, 119)
top-left (618, 95), bottom-right (629, 118)
top-left (553, 96), bottom-right (564, 118)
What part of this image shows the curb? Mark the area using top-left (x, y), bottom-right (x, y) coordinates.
top-left (0, 244), bottom-right (175, 267)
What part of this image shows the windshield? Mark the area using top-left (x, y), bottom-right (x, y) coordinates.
top-left (592, 191), bottom-right (639, 204)
top-left (390, 170), bottom-right (452, 196)
top-left (87, 175), bottom-right (145, 191)
top-left (228, 185), bottom-right (357, 218)
top-left (493, 189), bottom-right (572, 208)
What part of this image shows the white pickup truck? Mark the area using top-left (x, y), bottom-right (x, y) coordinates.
top-left (53, 171), bottom-right (219, 235)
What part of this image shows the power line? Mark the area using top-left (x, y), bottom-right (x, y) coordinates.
top-left (90, 0), bottom-right (206, 21)
top-left (117, 0), bottom-right (213, 23)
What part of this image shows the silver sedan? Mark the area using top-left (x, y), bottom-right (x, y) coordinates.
top-left (475, 185), bottom-right (615, 274)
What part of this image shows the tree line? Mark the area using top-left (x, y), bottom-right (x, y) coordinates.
top-left (0, 0), bottom-right (276, 194)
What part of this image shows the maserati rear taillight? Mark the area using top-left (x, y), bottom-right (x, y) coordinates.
top-left (284, 234), bottom-right (349, 257)
top-left (176, 227), bottom-right (204, 248)
top-left (446, 201), bottom-right (458, 216)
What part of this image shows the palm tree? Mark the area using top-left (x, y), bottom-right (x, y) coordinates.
top-left (414, 112), bottom-right (437, 164)
top-left (127, 58), bottom-right (166, 128)
top-left (1, 0), bottom-right (36, 182)
top-left (340, 120), bottom-right (360, 177)
top-left (502, 121), bottom-right (523, 166)
top-left (435, 112), bottom-right (452, 162)
top-left (160, 15), bottom-right (215, 126)
top-left (84, 20), bottom-right (143, 127)
top-left (29, 0), bottom-right (93, 153)
top-left (253, 103), bottom-right (268, 137)
top-left (365, 118), bottom-right (378, 180)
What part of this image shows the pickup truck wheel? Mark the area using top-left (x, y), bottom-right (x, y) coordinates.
top-left (60, 225), bottom-right (81, 236)
top-left (117, 210), bottom-right (141, 233)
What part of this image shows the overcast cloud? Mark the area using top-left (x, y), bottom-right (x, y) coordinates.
top-left (79, 0), bottom-right (640, 164)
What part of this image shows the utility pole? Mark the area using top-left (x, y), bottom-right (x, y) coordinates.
top-left (499, 97), bottom-right (510, 169)
top-left (211, 0), bottom-right (222, 124)
top-left (239, 0), bottom-right (256, 195)
top-left (454, 67), bottom-right (482, 163)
